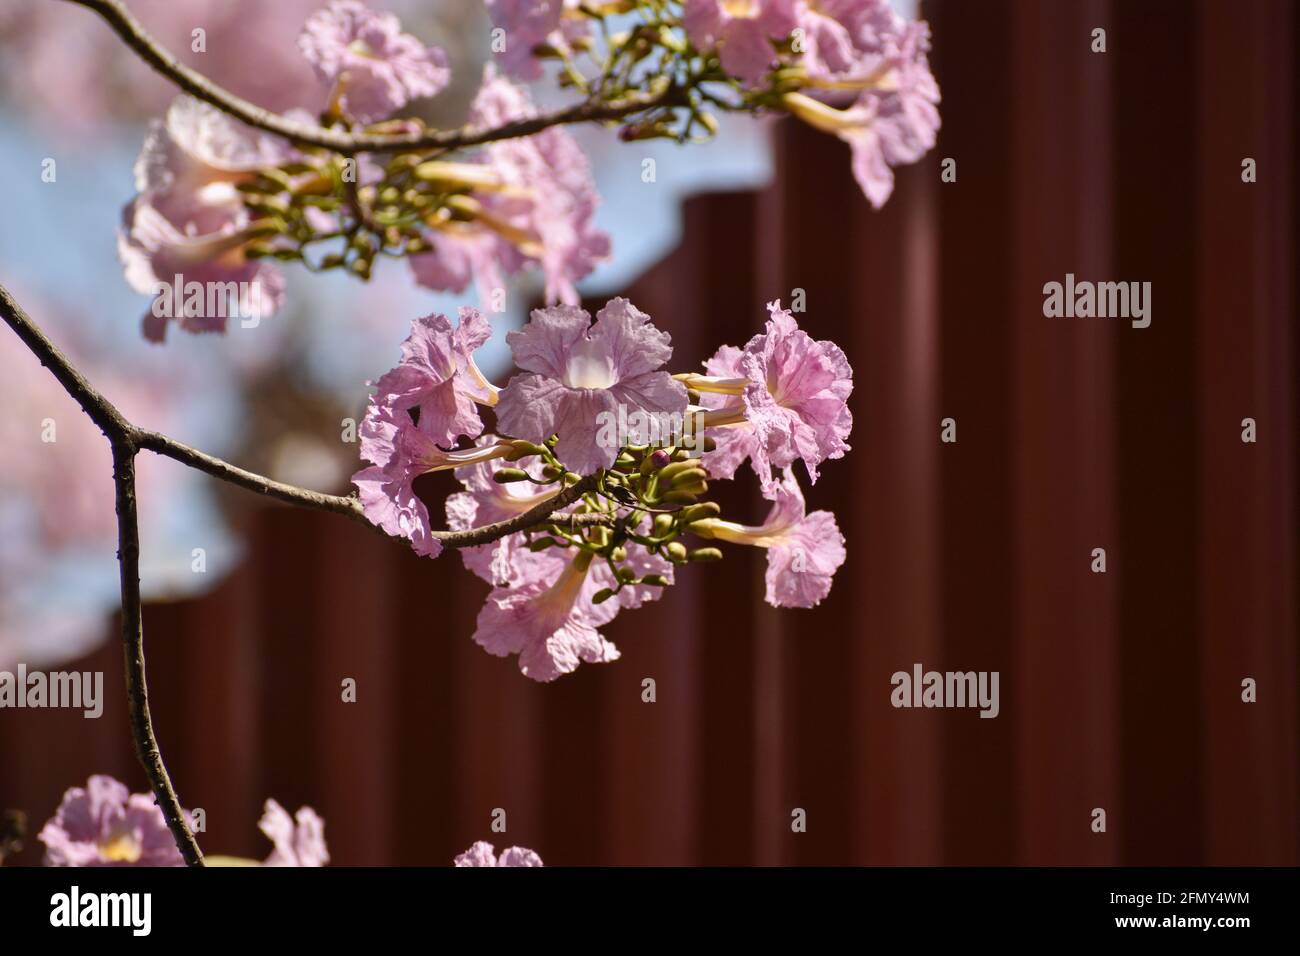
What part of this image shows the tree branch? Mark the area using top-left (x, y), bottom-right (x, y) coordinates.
top-left (0, 284), bottom-right (203, 865)
top-left (62, 0), bottom-right (683, 156)
top-left (112, 443), bottom-right (205, 866)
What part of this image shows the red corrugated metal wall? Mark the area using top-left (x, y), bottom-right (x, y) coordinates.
top-left (3, 0), bottom-right (1296, 866)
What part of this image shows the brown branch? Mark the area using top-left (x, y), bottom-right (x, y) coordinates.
top-left (62, 0), bottom-right (683, 156)
top-left (112, 443), bottom-right (205, 866)
top-left (0, 284), bottom-right (203, 866)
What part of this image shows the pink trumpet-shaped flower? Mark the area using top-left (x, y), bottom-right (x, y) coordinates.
top-left (369, 309), bottom-right (498, 448)
top-left (119, 97), bottom-right (298, 341)
top-left (259, 800), bottom-right (330, 867)
top-left (483, 0), bottom-right (589, 80)
top-left (694, 301), bottom-right (852, 490)
top-left (740, 301), bottom-right (852, 488)
top-left (683, 0), bottom-right (798, 86)
top-left (782, 10), bottom-right (940, 207)
top-left (473, 550), bottom-right (620, 682)
top-left (410, 67), bottom-right (609, 307)
top-left (38, 775), bottom-right (188, 867)
top-left (352, 414), bottom-right (513, 558)
top-left (455, 840), bottom-right (543, 867)
top-left (446, 438), bottom-right (566, 588)
top-left (298, 0), bottom-right (450, 123)
top-left (496, 299), bottom-right (687, 475)
top-left (694, 468), bottom-right (846, 607)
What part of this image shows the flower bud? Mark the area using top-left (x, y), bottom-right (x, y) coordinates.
top-left (666, 542), bottom-right (688, 563)
top-left (679, 502), bottom-right (721, 523)
top-left (641, 574), bottom-right (669, 587)
top-left (492, 467), bottom-right (531, 484)
top-left (592, 588), bottom-right (616, 605)
top-left (689, 547), bottom-right (723, 563)
top-left (651, 514), bottom-right (674, 537)
top-left (506, 439), bottom-right (550, 459)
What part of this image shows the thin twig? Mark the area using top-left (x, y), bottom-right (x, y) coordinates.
top-left (62, 0), bottom-right (683, 156)
top-left (112, 443), bottom-right (205, 866)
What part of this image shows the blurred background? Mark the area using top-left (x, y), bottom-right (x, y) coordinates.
top-left (1, 0), bottom-right (1296, 866)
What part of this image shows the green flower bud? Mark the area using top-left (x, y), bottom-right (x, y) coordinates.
top-left (679, 502), bottom-right (721, 523)
top-left (666, 542), bottom-right (688, 563)
top-left (592, 588), bottom-right (616, 605)
top-left (492, 468), bottom-right (531, 484)
top-left (689, 547), bottom-right (723, 563)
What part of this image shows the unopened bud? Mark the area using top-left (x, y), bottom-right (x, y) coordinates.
top-left (666, 542), bottom-right (688, 563)
top-left (592, 588), bottom-right (616, 605)
top-left (493, 467), bottom-right (531, 484)
top-left (679, 502), bottom-right (721, 523)
top-left (504, 439), bottom-right (549, 461)
top-left (689, 547), bottom-right (723, 563)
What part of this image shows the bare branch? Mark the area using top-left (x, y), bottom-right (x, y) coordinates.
top-left (62, 0), bottom-right (683, 156)
top-left (0, 283), bottom-right (203, 865)
top-left (0, 285), bottom-right (132, 440)
top-left (112, 444), bottom-right (205, 866)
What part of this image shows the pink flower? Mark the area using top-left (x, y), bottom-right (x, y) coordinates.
top-left (742, 301), bottom-right (852, 488)
top-left (410, 67), bottom-right (609, 306)
top-left (496, 299), bottom-right (687, 474)
top-left (445, 440), bottom-right (566, 588)
top-left (119, 97), bottom-right (298, 341)
top-left (693, 343), bottom-right (760, 482)
top-left (369, 309), bottom-right (499, 448)
top-left (259, 800), bottom-right (329, 867)
top-left (298, 0), bottom-right (450, 123)
top-left (484, 0), bottom-right (589, 80)
top-left (694, 468), bottom-right (846, 607)
top-left (354, 413), bottom-right (521, 558)
top-left (38, 776), bottom-right (188, 867)
top-left (782, 13), bottom-right (940, 207)
top-left (455, 840), bottom-right (543, 867)
top-left (683, 0), bottom-right (798, 86)
top-left (473, 550), bottom-right (621, 682)
top-left (693, 301), bottom-right (852, 489)
top-left (471, 538), bottom-right (673, 681)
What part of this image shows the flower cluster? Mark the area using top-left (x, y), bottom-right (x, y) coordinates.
top-left (455, 840), bottom-right (543, 867)
top-left (353, 297), bottom-right (849, 681)
top-left (38, 775), bottom-right (328, 867)
top-left (117, 0), bottom-right (938, 340)
top-left (487, 0), bottom-right (941, 206)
